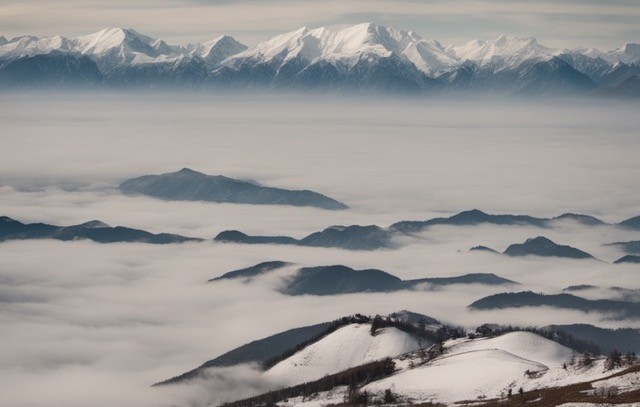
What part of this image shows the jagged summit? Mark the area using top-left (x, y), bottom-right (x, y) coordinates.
top-left (1, 24), bottom-right (639, 94)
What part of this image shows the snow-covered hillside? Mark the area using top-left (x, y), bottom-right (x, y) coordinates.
top-left (259, 331), bottom-right (637, 406)
top-left (265, 323), bottom-right (428, 384)
top-left (365, 332), bottom-right (585, 402)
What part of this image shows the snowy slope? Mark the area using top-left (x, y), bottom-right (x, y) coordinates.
top-left (450, 36), bottom-right (560, 68)
top-left (364, 332), bottom-right (616, 403)
top-left (265, 323), bottom-right (426, 384)
top-left (222, 23), bottom-right (457, 74)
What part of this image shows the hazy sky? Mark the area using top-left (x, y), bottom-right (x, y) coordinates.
top-left (1, 0), bottom-right (639, 49)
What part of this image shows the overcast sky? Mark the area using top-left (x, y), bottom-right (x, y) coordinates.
top-left (1, 0), bottom-right (638, 49)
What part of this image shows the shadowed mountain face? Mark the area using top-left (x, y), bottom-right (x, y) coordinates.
top-left (119, 168), bottom-right (348, 210)
top-left (607, 240), bottom-right (640, 254)
top-left (284, 266), bottom-right (402, 295)
top-left (390, 209), bottom-right (607, 234)
top-left (215, 210), bottom-right (634, 251)
top-left (615, 255), bottom-right (640, 264)
top-left (469, 291), bottom-right (640, 319)
top-left (0, 52), bottom-right (103, 88)
top-left (208, 261), bottom-right (292, 282)
top-left (215, 225), bottom-right (393, 250)
top-left (209, 262), bottom-right (517, 295)
top-left (548, 324), bottom-right (640, 353)
top-left (503, 236), bottom-right (594, 259)
top-left (619, 215), bottom-right (640, 230)
top-left (469, 245), bottom-right (500, 253)
top-left (0, 216), bottom-right (200, 244)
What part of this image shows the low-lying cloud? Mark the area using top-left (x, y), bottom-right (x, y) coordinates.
top-left (1, 93), bottom-right (640, 406)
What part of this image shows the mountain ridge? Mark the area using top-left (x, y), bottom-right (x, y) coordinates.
top-left (2, 24), bottom-right (639, 95)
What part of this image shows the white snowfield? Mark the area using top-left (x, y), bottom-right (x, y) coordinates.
top-left (364, 332), bottom-right (616, 403)
top-left (1, 23), bottom-right (638, 74)
top-left (265, 323), bottom-right (427, 385)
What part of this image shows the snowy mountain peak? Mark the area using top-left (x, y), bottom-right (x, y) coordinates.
top-left (452, 34), bottom-right (557, 68)
top-left (0, 36), bottom-right (7, 46)
top-left (75, 27), bottom-right (156, 54)
top-left (190, 35), bottom-right (247, 66)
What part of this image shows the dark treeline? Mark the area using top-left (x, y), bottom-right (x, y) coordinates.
top-left (222, 358), bottom-right (396, 407)
top-left (472, 324), bottom-right (602, 354)
top-left (370, 314), bottom-right (465, 343)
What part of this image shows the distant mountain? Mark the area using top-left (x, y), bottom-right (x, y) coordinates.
top-left (119, 168), bottom-right (348, 210)
top-left (209, 261), bottom-right (517, 295)
top-left (208, 261), bottom-right (292, 282)
top-left (619, 215), bottom-right (640, 230)
top-left (2, 25), bottom-right (639, 95)
top-left (562, 285), bottom-right (640, 302)
top-left (503, 236), bottom-right (595, 259)
top-left (549, 324), bottom-right (640, 353)
top-left (469, 245), bottom-right (499, 253)
top-left (215, 225), bottom-right (391, 250)
top-left (215, 209), bottom-right (621, 250)
top-left (614, 255), bottom-right (640, 264)
top-left (594, 74), bottom-right (640, 98)
top-left (284, 265), bottom-right (401, 295)
top-left (390, 209), bottom-right (606, 234)
top-left (0, 216), bottom-right (199, 244)
top-left (469, 291), bottom-right (640, 319)
top-left (0, 51), bottom-right (103, 87)
top-left (607, 240), bottom-right (640, 254)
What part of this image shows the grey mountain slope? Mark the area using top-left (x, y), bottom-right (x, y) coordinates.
top-left (209, 261), bottom-right (517, 295)
top-left (606, 240), bottom-right (640, 254)
top-left (594, 74), bottom-right (640, 98)
top-left (215, 210), bottom-right (615, 251)
top-left (119, 168), bottom-right (348, 210)
top-left (619, 215), bottom-right (640, 230)
top-left (548, 324), bottom-right (640, 353)
top-left (284, 265), bottom-right (402, 295)
top-left (0, 216), bottom-right (200, 244)
top-left (0, 52), bottom-right (103, 88)
top-left (215, 225), bottom-right (392, 250)
top-left (503, 236), bottom-right (595, 259)
top-left (469, 245), bottom-right (500, 253)
top-left (390, 209), bottom-right (606, 234)
top-left (614, 255), bottom-right (640, 264)
top-left (469, 291), bottom-right (640, 319)
top-left (208, 261), bottom-right (292, 282)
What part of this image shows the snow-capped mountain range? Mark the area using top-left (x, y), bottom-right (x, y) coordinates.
top-left (1, 23), bottom-right (639, 95)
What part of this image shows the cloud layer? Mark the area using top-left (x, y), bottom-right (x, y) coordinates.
top-left (1, 93), bottom-right (640, 406)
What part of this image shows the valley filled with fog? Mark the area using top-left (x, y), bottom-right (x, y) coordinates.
top-left (1, 93), bottom-right (640, 406)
